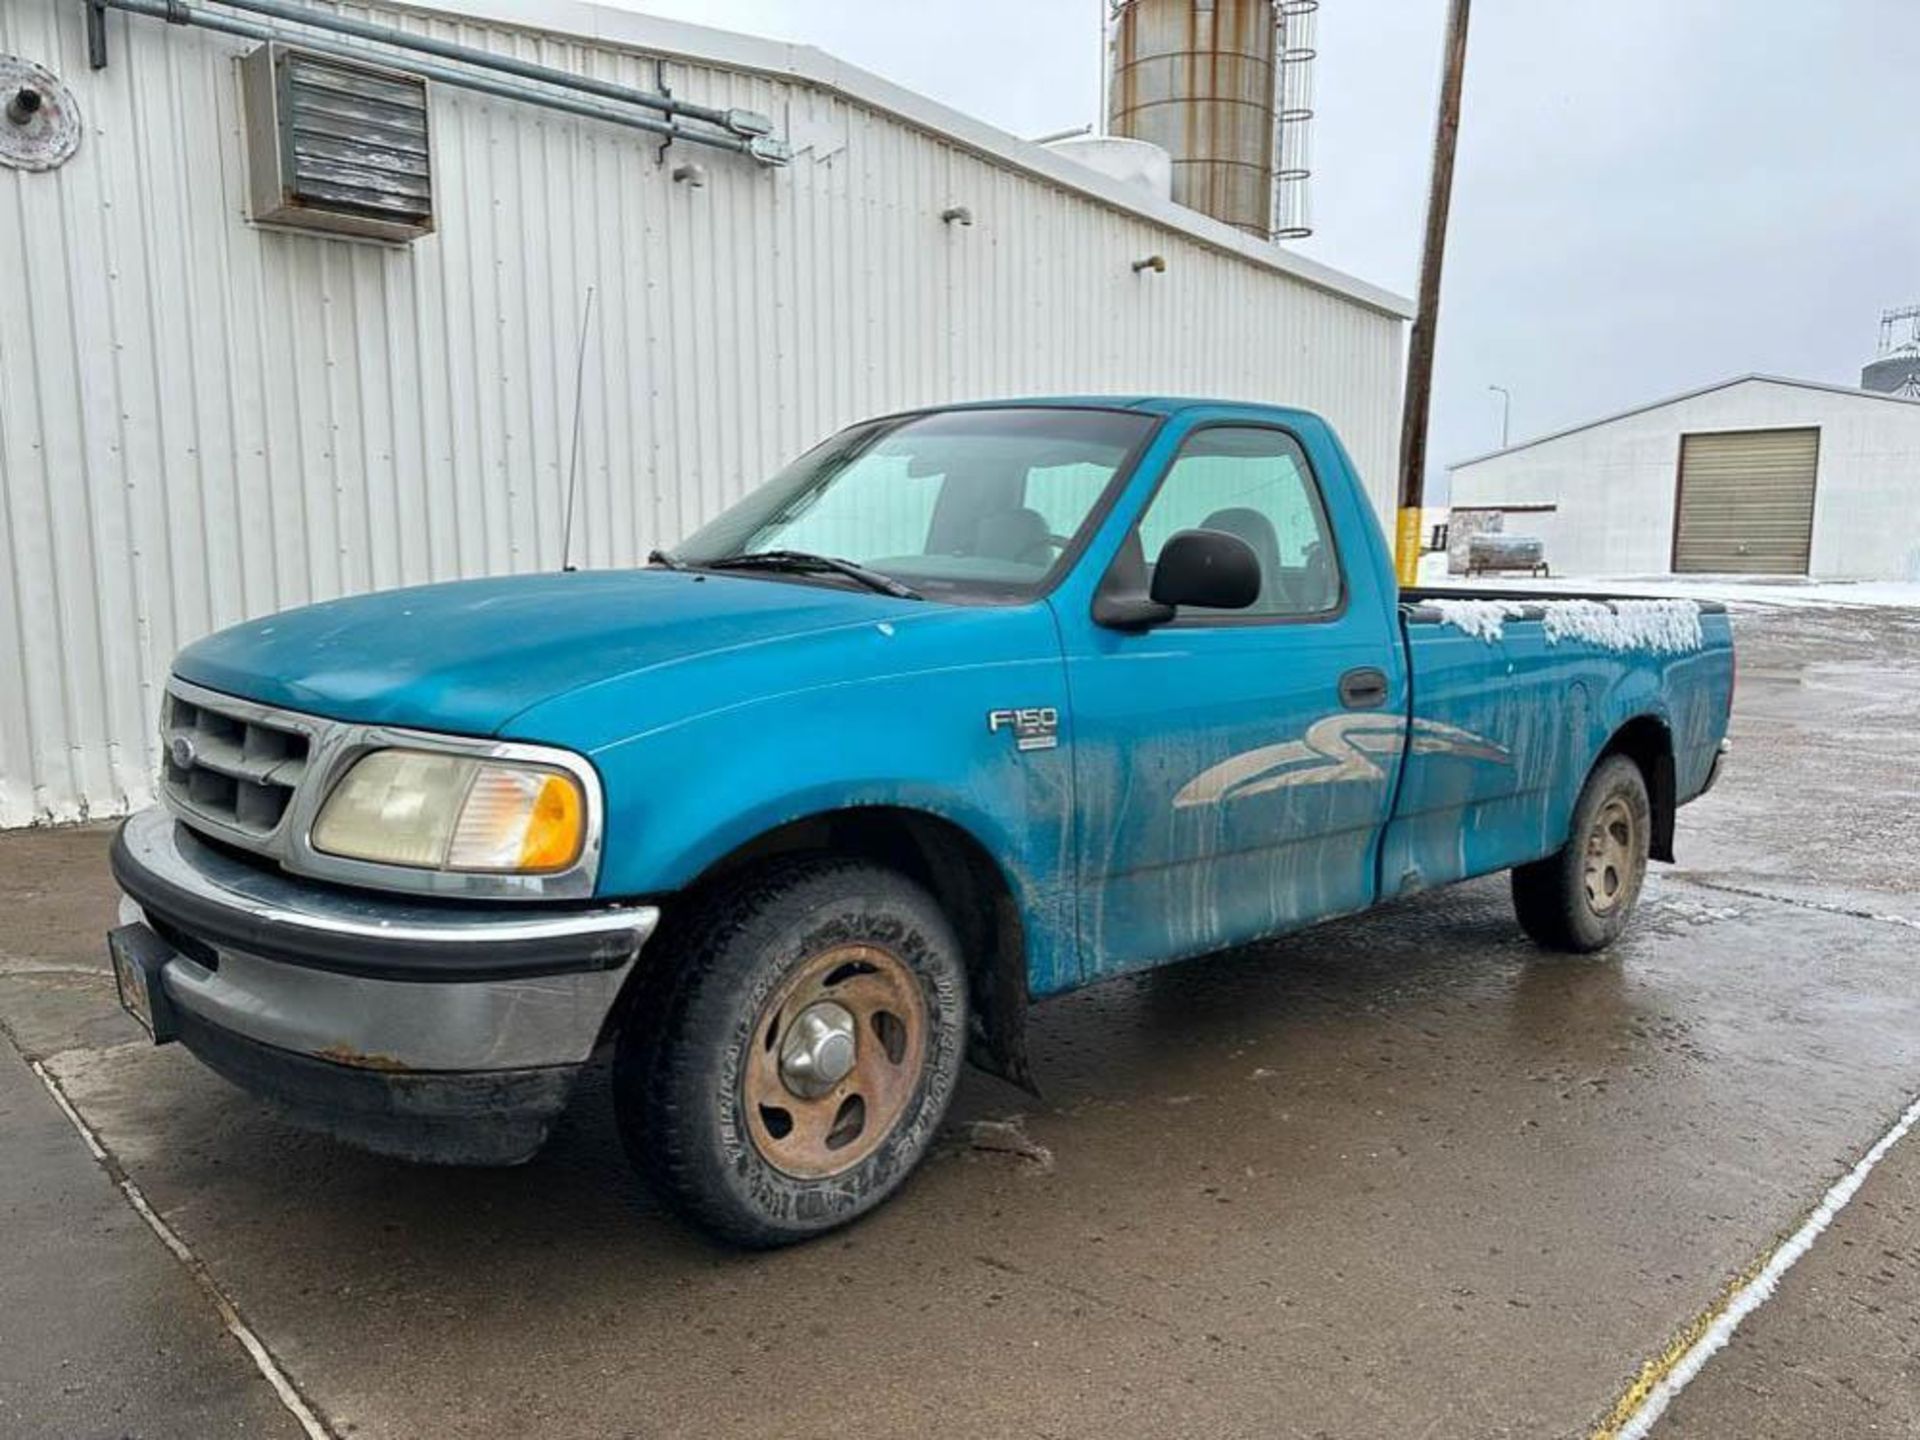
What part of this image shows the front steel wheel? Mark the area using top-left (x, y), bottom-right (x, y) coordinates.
top-left (615, 858), bottom-right (967, 1248)
top-left (1512, 754), bottom-right (1652, 953)
top-left (741, 942), bottom-right (929, 1179)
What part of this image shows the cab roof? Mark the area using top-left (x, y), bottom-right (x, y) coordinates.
top-left (919, 395), bottom-right (1323, 424)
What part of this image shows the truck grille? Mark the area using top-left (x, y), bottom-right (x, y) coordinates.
top-left (161, 687), bottom-right (313, 838)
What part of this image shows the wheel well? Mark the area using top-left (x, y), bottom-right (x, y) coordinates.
top-left (1599, 716), bottom-right (1676, 862)
top-left (637, 807), bottom-right (1034, 1090)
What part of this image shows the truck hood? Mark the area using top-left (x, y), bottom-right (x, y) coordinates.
top-left (172, 570), bottom-right (930, 736)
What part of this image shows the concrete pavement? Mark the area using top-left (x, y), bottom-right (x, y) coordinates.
top-left (1658, 1122), bottom-right (1920, 1437)
top-left (0, 1044), bottom-right (301, 1440)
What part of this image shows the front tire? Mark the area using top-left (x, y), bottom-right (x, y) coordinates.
top-left (1512, 754), bottom-right (1651, 953)
top-left (614, 858), bottom-right (968, 1247)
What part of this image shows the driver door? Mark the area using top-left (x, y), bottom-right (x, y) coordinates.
top-left (1059, 423), bottom-right (1405, 978)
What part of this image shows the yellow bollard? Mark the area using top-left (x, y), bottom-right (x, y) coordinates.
top-left (1394, 507), bottom-right (1424, 589)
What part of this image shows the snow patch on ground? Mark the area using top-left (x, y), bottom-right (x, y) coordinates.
top-left (1428, 596), bottom-right (1704, 653)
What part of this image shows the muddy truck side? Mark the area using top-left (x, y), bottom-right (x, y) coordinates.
top-left (107, 398), bottom-right (1735, 1245)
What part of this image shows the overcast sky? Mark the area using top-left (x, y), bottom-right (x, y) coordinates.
top-left (622, 0), bottom-right (1917, 500)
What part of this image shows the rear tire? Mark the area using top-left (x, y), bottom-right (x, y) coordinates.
top-left (1512, 754), bottom-right (1651, 953)
top-left (614, 857), bottom-right (968, 1248)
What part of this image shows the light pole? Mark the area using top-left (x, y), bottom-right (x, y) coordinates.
top-left (1488, 384), bottom-right (1510, 448)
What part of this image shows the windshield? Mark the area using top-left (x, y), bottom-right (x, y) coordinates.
top-left (669, 407), bottom-right (1157, 601)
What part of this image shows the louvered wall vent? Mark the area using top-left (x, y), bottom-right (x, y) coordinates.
top-left (240, 43), bottom-right (433, 242)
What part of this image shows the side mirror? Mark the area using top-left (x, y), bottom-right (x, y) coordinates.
top-left (1092, 527), bottom-right (1262, 630)
top-left (1149, 528), bottom-right (1261, 610)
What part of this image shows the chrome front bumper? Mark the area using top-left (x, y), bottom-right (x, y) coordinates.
top-left (111, 807), bottom-right (659, 1163)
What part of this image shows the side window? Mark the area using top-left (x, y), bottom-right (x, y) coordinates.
top-left (1134, 426), bottom-right (1342, 618)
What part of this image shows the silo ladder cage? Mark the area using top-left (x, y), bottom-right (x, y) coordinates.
top-left (1270, 0), bottom-right (1316, 241)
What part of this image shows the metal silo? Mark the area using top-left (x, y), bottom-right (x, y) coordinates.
top-left (1107, 0), bottom-right (1284, 238)
top-left (1863, 306), bottom-right (1920, 398)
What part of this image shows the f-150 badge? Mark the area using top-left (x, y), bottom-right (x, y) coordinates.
top-left (988, 707), bottom-right (1059, 752)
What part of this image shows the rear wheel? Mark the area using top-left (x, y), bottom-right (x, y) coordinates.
top-left (1512, 754), bottom-right (1651, 952)
top-left (614, 858), bottom-right (967, 1247)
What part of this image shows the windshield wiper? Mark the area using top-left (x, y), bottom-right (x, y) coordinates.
top-left (701, 550), bottom-right (924, 600)
top-left (646, 548), bottom-right (687, 571)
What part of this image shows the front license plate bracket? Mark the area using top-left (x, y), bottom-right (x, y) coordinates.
top-left (108, 922), bottom-right (180, 1044)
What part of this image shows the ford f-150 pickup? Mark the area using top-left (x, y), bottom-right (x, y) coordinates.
top-left (108, 398), bottom-right (1734, 1245)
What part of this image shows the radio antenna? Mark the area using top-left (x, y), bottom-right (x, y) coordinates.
top-left (560, 284), bottom-right (597, 572)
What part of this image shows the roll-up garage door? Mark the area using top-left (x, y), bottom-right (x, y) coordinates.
top-left (1673, 428), bottom-right (1819, 574)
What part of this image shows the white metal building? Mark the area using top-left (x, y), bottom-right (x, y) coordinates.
top-left (0, 0), bottom-right (1410, 828)
top-left (1447, 375), bottom-right (1920, 583)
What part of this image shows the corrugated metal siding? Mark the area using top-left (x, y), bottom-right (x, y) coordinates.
top-left (0, 0), bottom-right (1403, 827)
top-left (1673, 428), bottom-right (1819, 575)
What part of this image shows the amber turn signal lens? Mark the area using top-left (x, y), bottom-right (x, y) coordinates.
top-left (445, 763), bottom-right (586, 873)
top-left (517, 771), bottom-right (584, 871)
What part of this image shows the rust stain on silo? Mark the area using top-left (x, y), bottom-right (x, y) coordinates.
top-left (1109, 0), bottom-right (1277, 236)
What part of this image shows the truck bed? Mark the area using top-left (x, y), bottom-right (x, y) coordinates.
top-left (1380, 586), bottom-right (1736, 901)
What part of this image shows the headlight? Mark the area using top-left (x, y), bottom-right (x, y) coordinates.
top-left (311, 750), bottom-right (588, 873)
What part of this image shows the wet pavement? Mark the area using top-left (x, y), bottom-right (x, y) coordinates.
top-left (1658, 1120), bottom-right (1920, 1439)
top-left (0, 1044), bottom-right (302, 1440)
top-left (1, 602), bottom-right (1916, 1439)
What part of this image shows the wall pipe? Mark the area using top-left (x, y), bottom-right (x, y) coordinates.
top-left (202, 0), bottom-right (771, 138)
top-left (94, 0), bottom-right (789, 162)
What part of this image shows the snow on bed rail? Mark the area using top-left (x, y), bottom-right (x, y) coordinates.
top-left (1426, 599), bottom-right (1526, 642)
top-left (1428, 597), bottom-right (1704, 654)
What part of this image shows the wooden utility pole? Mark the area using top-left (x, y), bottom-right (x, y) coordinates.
top-left (1394, 0), bottom-right (1472, 588)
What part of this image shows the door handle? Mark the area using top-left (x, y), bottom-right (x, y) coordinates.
top-left (1339, 667), bottom-right (1389, 710)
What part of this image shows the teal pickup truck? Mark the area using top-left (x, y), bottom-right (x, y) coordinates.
top-left (108, 398), bottom-right (1733, 1245)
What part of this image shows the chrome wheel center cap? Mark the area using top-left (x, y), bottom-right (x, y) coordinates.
top-left (779, 1002), bottom-right (858, 1098)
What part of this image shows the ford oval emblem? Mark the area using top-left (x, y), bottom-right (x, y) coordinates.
top-left (169, 734), bottom-right (197, 770)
